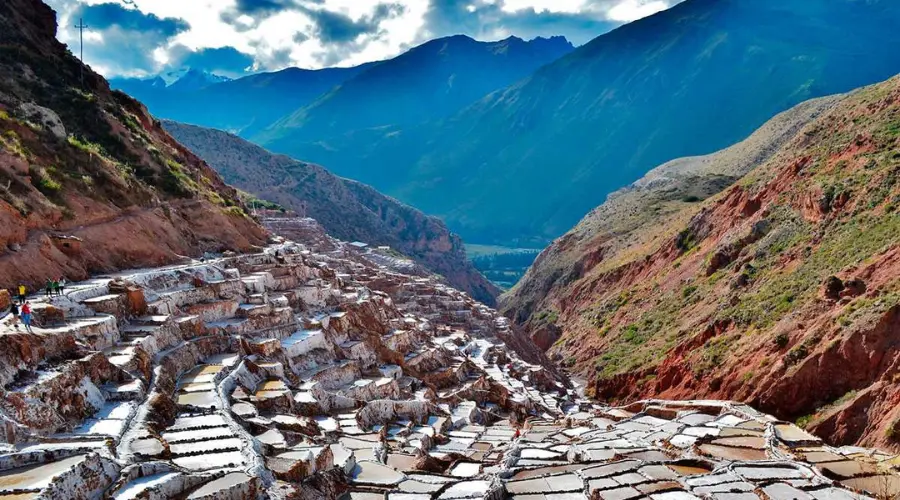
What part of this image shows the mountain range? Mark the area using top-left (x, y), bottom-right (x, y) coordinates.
top-left (252, 35), bottom-right (575, 164)
top-left (110, 64), bottom-right (376, 138)
top-left (110, 35), bottom-right (572, 143)
top-left (111, 0), bottom-right (900, 249)
top-left (10, 0), bottom-right (900, 453)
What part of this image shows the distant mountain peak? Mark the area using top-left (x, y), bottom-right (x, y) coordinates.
top-left (164, 68), bottom-right (231, 92)
top-left (529, 35), bottom-right (574, 48)
top-left (421, 34), bottom-right (573, 53)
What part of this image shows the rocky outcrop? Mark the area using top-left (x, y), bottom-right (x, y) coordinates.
top-left (163, 121), bottom-right (500, 306)
top-left (503, 75), bottom-right (900, 450)
top-left (0, 0), bottom-right (267, 291)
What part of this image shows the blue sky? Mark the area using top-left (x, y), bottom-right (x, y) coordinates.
top-left (47, 0), bottom-right (683, 78)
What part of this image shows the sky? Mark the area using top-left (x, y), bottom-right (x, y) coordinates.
top-left (46, 0), bottom-right (683, 78)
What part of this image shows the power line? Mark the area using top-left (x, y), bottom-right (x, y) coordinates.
top-left (74, 17), bottom-right (89, 89)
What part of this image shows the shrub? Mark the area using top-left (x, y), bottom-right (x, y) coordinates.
top-left (774, 333), bottom-right (789, 349)
top-left (206, 191), bottom-right (226, 206)
top-left (535, 310), bottom-right (559, 324)
top-left (38, 176), bottom-right (61, 193)
top-left (833, 390), bottom-right (858, 407)
top-left (67, 135), bottom-right (103, 156)
top-left (1, 130), bottom-right (28, 158)
top-left (783, 344), bottom-right (809, 366)
top-left (638, 373), bottom-right (657, 387)
top-left (695, 334), bottom-right (738, 375)
top-left (246, 197), bottom-right (284, 211)
top-left (224, 206), bottom-right (246, 217)
top-left (885, 418), bottom-right (900, 441)
top-left (162, 159), bottom-right (196, 197)
top-left (621, 324), bottom-right (642, 345)
top-left (675, 227), bottom-right (697, 252)
top-left (29, 167), bottom-right (61, 196)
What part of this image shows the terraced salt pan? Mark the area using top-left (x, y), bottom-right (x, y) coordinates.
top-left (169, 437), bottom-right (242, 455)
top-left (521, 448), bottom-right (564, 459)
top-left (186, 472), bottom-right (253, 499)
top-left (176, 391), bottom-right (218, 408)
top-left (163, 426), bottom-right (234, 443)
top-left (6, 238), bottom-right (900, 500)
top-left (437, 480), bottom-right (490, 499)
top-left (74, 417), bottom-right (127, 436)
top-left (351, 461), bottom-right (405, 486)
top-left (449, 462), bottom-right (481, 477)
top-left (315, 416), bottom-right (339, 432)
top-left (0, 454), bottom-right (87, 491)
top-left (169, 414), bottom-right (228, 430)
top-left (114, 472), bottom-right (182, 500)
top-left (172, 450), bottom-right (245, 471)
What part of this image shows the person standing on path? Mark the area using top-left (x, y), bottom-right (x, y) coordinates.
top-left (9, 301), bottom-right (19, 330)
top-left (51, 279), bottom-right (59, 297)
top-left (45, 279), bottom-right (52, 298)
top-left (21, 302), bottom-right (32, 333)
top-left (58, 277), bottom-right (66, 296)
top-left (17, 284), bottom-right (25, 304)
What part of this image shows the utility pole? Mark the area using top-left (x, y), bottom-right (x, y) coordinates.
top-left (74, 17), bottom-right (89, 88)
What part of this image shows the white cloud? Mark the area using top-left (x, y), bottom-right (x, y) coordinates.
top-left (605, 0), bottom-right (671, 22)
top-left (500, 0), bottom-right (589, 15)
top-left (46, 0), bottom-right (681, 77)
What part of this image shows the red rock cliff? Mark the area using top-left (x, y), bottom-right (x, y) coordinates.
top-left (503, 75), bottom-right (900, 451)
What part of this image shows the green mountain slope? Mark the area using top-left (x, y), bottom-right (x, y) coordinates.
top-left (111, 64), bottom-right (375, 136)
top-left (254, 35), bottom-right (573, 161)
top-left (260, 0), bottom-right (900, 247)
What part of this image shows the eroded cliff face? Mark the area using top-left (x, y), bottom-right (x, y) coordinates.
top-left (0, 0), bottom-right (267, 290)
top-left (503, 75), bottom-right (900, 450)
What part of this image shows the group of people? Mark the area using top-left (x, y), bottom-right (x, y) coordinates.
top-left (9, 284), bottom-right (32, 333)
top-left (44, 277), bottom-right (66, 297)
top-left (6, 278), bottom-right (65, 333)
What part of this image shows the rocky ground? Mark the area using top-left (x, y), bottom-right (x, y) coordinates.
top-left (0, 215), bottom-right (894, 499)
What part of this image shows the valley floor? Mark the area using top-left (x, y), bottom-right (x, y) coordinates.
top-left (466, 245), bottom-right (542, 290)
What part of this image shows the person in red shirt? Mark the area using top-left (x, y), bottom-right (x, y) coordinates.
top-left (20, 302), bottom-right (33, 333)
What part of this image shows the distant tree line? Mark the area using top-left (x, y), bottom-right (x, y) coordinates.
top-left (470, 250), bottom-right (541, 273)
